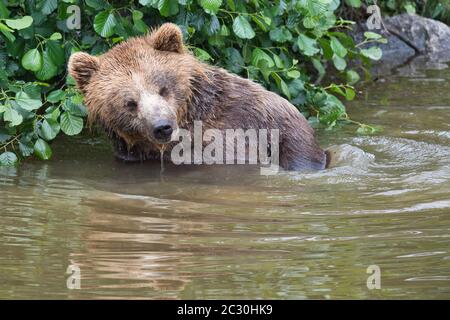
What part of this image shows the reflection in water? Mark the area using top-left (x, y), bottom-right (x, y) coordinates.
top-left (0, 65), bottom-right (450, 299)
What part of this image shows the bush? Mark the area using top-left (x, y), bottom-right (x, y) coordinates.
top-left (344, 0), bottom-right (450, 24)
top-left (0, 0), bottom-right (385, 166)
top-left (378, 0), bottom-right (450, 24)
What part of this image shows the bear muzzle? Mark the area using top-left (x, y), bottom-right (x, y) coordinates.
top-left (151, 119), bottom-right (176, 143)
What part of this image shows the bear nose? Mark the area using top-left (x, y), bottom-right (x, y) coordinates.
top-left (153, 120), bottom-right (174, 141)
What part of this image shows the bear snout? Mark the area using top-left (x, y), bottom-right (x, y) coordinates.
top-left (152, 119), bottom-right (176, 143)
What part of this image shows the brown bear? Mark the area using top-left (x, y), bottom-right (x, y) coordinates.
top-left (68, 23), bottom-right (328, 171)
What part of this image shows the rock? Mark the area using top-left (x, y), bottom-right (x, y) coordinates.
top-left (351, 13), bottom-right (450, 75)
top-left (385, 14), bottom-right (450, 56)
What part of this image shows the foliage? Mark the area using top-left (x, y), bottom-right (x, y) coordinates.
top-left (419, 0), bottom-right (450, 24)
top-left (348, 0), bottom-right (450, 25)
top-left (0, 0), bottom-right (385, 166)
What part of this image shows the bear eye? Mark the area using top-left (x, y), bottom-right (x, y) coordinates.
top-left (126, 100), bottom-right (138, 110)
top-left (159, 86), bottom-right (169, 97)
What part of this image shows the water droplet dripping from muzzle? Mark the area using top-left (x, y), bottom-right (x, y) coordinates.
top-left (158, 144), bottom-right (167, 175)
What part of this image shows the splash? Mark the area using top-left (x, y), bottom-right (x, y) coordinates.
top-left (326, 144), bottom-right (375, 170)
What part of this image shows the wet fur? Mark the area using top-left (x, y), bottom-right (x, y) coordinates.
top-left (68, 23), bottom-right (327, 170)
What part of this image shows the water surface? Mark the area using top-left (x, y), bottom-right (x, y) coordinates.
top-left (0, 64), bottom-right (449, 299)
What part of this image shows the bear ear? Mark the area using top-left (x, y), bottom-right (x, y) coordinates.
top-left (148, 23), bottom-right (184, 53)
top-left (68, 52), bottom-right (99, 92)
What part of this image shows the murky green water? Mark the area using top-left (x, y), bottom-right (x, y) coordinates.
top-left (1, 64), bottom-right (449, 299)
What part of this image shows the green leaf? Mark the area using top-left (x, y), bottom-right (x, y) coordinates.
top-left (3, 107), bottom-right (23, 126)
top-left (35, 51), bottom-right (58, 80)
top-left (287, 70), bottom-right (301, 79)
top-left (49, 32), bottom-right (62, 41)
top-left (94, 11), bottom-right (117, 38)
top-left (232, 16), bottom-right (255, 39)
top-left (404, 3), bottom-right (416, 14)
top-left (131, 10), bottom-right (148, 33)
top-left (34, 138), bottom-right (52, 160)
top-left (330, 36), bottom-right (347, 58)
top-left (364, 31), bottom-right (382, 40)
top-left (86, 0), bottom-right (111, 10)
top-left (289, 79), bottom-right (305, 97)
top-left (207, 15), bottom-right (220, 35)
top-left (194, 48), bottom-right (213, 61)
top-left (46, 40), bottom-right (65, 66)
top-left (19, 138), bottom-right (34, 157)
top-left (312, 58), bottom-right (325, 77)
top-left (0, 22), bottom-right (15, 42)
top-left (297, 34), bottom-right (319, 56)
top-left (38, 0), bottom-right (58, 15)
top-left (332, 54), bottom-right (346, 71)
top-left (279, 79), bottom-right (291, 100)
top-left (346, 70), bottom-right (360, 85)
top-left (224, 47), bottom-right (244, 73)
top-left (47, 89), bottom-right (66, 103)
top-left (60, 112), bottom-right (83, 136)
top-left (23, 83), bottom-right (41, 100)
top-left (361, 47), bottom-right (382, 61)
top-left (251, 15), bottom-right (271, 32)
top-left (133, 18), bottom-right (148, 34)
top-left (0, 152), bottom-right (18, 166)
top-left (269, 27), bottom-right (292, 43)
top-left (345, 0), bottom-right (361, 7)
top-left (315, 93), bottom-right (346, 126)
top-left (132, 10), bottom-right (143, 21)
top-left (219, 24), bottom-right (230, 36)
top-left (157, 0), bottom-right (179, 17)
top-left (15, 92), bottom-right (42, 111)
top-left (303, 16), bottom-right (318, 29)
top-left (199, 0), bottom-right (222, 15)
top-left (4, 16), bottom-right (33, 30)
top-left (22, 49), bottom-right (42, 72)
top-left (251, 48), bottom-right (274, 68)
top-left (273, 54), bottom-right (284, 68)
top-left (0, 129), bottom-right (11, 144)
top-left (0, 1), bottom-right (10, 19)
top-left (345, 87), bottom-right (356, 100)
top-left (45, 107), bottom-right (61, 122)
top-left (38, 119), bottom-right (60, 141)
top-left (226, 0), bottom-right (235, 11)
top-left (328, 84), bottom-right (345, 97)
top-left (70, 94), bottom-right (84, 106)
top-left (63, 99), bottom-right (88, 117)
top-left (272, 73), bottom-right (290, 99)
top-left (0, 22), bottom-right (12, 34)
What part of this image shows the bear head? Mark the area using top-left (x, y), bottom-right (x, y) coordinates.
top-left (68, 23), bottom-right (200, 149)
